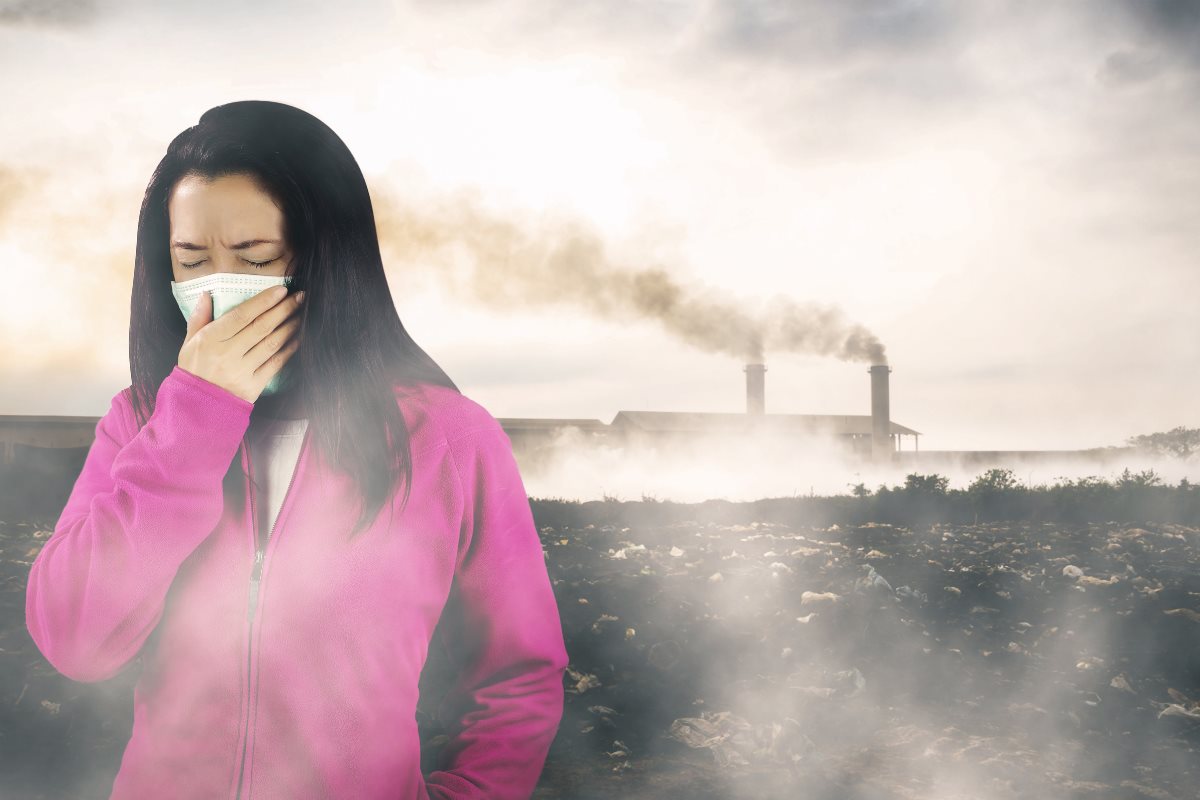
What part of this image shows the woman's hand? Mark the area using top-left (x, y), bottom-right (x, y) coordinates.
top-left (177, 285), bottom-right (306, 404)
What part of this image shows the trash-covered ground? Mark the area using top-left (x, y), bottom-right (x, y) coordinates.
top-left (4, 517), bottom-right (1200, 799)
top-left (518, 519), bottom-right (1200, 799)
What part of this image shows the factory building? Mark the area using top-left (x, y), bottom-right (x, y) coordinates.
top-left (496, 362), bottom-right (920, 463)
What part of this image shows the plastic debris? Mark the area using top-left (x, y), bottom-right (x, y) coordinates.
top-left (668, 710), bottom-right (813, 770)
top-left (565, 666), bottom-right (601, 694)
top-left (859, 565), bottom-right (894, 594)
top-left (896, 585), bottom-right (928, 603)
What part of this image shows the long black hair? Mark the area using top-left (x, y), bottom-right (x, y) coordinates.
top-left (128, 99), bottom-right (459, 539)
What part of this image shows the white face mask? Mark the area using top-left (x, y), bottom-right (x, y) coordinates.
top-left (170, 271), bottom-right (298, 396)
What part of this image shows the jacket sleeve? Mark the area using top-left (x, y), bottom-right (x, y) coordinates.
top-left (423, 419), bottom-right (569, 800)
top-left (25, 365), bottom-right (253, 683)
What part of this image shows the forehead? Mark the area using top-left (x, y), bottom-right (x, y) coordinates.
top-left (168, 173), bottom-right (283, 235)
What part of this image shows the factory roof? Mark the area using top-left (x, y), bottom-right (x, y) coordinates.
top-left (608, 410), bottom-right (921, 436)
top-left (495, 417), bottom-right (610, 432)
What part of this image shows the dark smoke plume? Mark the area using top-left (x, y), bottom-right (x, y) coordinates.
top-left (373, 187), bottom-right (887, 366)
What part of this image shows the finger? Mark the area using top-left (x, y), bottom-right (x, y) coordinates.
top-left (245, 319), bottom-right (299, 373)
top-left (184, 290), bottom-right (212, 342)
top-left (263, 315), bottom-right (302, 352)
top-left (211, 284), bottom-right (291, 342)
top-left (229, 288), bottom-right (305, 356)
top-left (253, 333), bottom-right (300, 381)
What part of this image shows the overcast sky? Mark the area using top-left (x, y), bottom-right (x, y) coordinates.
top-left (1, 0), bottom-right (1197, 452)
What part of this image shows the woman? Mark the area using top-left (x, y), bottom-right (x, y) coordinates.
top-left (24, 100), bottom-right (569, 800)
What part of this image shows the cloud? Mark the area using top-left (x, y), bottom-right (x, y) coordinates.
top-left (1097, 49), bottom-right (1166, 87)
top-left (0, 165), bottom-right (38, 228)
top-left (1, 0), bottom-right (1197, 448)
top-left (698, 0), bottom-right (958, 61)
top-left (0, 0), bottom-right (96, 27)
top-left (1116, 0), bottom-right (1200, 62)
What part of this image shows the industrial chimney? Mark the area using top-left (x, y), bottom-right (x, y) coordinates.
top-left (745, 363), bottom-right (766, 415)
top-left (869, 364), bottom-right (892, 460)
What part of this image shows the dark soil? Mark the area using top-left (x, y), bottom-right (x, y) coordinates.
top-left (4, 515), bottom-right (1200, 799)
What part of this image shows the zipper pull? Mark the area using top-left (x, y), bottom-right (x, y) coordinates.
top-left (248, 549), bottom-right (264, 623)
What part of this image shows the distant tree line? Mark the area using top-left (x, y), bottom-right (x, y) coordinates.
top-left (532, 467), bottom-right (1200, 529)
top-left (1124, 425), bottom-right (1200, 460)
top-left (844, 467), bottom-right (1199, 526)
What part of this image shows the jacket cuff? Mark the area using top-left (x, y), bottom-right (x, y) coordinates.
top-left (168, 365), bottom-right (254, 412)
top-left (150, 366), bottom-right (254, 464)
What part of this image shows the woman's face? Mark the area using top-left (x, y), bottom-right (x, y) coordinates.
top-left (168, 172), bottom-right (292, 282)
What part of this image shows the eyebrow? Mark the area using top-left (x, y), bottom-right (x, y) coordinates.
top-left (171, 238), bottom-right (280, 250)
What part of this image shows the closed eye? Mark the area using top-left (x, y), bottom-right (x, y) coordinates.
top-left (180, 258), bottom-right (278, 269)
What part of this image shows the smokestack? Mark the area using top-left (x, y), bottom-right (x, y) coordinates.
top-left (745, 363), bottom-right (766, 415)
top-left (869, 364), bottom-right (892, 460)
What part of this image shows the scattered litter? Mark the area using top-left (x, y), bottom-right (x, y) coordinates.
top-left (858, 565), bottom-right (894, 594)
top-left (1157, 704), bottom-right (1200, 721)
top-left (668, 710), bottom-right (814, 769)
top-left (668, 711), bottom-right (753, 768)
top-left (565, 666), bottom-right (602, 694)
top-left (896, 585), bottom-right (928, 603)
top-left (800, 591), bottom-right (839, 606)
top-left (604, 739), bottom-right (631, 758)
top-left (1111, 674), bottom-right (1135, 694)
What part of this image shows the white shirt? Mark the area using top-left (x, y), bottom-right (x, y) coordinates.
top-left (246, 414), bottom-right (309, 540)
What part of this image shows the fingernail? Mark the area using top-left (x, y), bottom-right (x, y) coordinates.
top-left (274, 285), bottom-right (288, 300)
top-left (296, 291), bottom-right (306, 304)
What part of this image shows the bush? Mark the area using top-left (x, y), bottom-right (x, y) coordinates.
top-left (902, 473), bottom-right (949, 495)
top-left (968, 467), bottom-right (1020, 494)
top-left (1115, 467), bottom-right (1163, 489)
top-left (966, 468), bottom-right (1024, 521)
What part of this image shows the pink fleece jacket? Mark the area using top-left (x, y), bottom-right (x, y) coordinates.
top-left (25, 365), bottom-right (569, 799)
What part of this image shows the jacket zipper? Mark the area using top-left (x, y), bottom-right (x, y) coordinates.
top-left (233, 427), bottom-right (308, 800)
